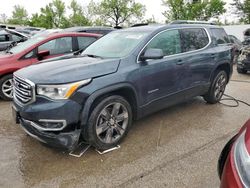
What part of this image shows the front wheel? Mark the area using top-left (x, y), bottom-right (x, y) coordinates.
top-left (203, 70), bottom-right (228, 104)
top-left (0, 74), bottom-right (13, 101)
top-left (85, 95), bottom-right (132, 150)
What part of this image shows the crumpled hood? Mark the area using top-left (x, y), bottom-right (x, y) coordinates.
top-left (15, 56), bottom-right (120, 84)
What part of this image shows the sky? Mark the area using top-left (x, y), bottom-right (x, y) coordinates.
top-left (0, 0), bottom-right (236, 23)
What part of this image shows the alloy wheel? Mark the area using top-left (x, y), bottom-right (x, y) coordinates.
top-left (95, 102), bottom-right (129, 144)
top-left (214, 74), bottom-right (227, 100)
top-left (2, 78), bottom-right (13, 99)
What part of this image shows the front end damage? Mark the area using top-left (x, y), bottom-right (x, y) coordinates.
top-left (237, 47), bottom-right (250, 73)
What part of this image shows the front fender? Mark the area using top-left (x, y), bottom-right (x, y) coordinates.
top-left (79, 83), bottom-right (139, 128)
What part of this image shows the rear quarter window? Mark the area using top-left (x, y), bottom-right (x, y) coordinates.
top-left (211, 28), bottom-right (230, 44)
top-left (180, 28), bottom-right (209, 52)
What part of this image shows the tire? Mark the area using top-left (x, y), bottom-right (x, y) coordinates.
top-left (0, 74), bottom-right (13, 101)
top-left (237, 68), bottom-right (247, 74)
top-left (203, 70), bottom-right (228, 104)
top-left (85, 95), bottom-right (132, 150)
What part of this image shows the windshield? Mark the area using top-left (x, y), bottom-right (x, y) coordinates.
top-left (82, 31), bottom-right (150, 58)
top-left (9, 36), bottom-right (46, 54)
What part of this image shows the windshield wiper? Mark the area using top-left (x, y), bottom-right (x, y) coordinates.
top-left (5, 50), bottom-right (13, 54)
top-left (83, 54), bottom-right (103, 59)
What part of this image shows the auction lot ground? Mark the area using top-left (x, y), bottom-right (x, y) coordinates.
top-left (0, 67), bottom-right (249, 188)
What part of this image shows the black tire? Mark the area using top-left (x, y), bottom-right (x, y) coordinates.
top-left (0, 74), bottom-right (13, 101)
top-left (85, 95), bottom-right (132, 150)
top-left (237, 68), bottom-right (247, 74)
top-left (203, 70), bottom-right (228, 104)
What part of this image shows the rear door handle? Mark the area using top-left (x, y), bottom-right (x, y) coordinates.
top-left (176, 60), bottom-right (184, 65)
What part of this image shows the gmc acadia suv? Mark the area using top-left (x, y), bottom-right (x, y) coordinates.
top-left (12, 24), bottom-right (233, 151)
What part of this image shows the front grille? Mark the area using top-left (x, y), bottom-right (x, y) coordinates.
top-left (13, 75), bottom-right (35, 105)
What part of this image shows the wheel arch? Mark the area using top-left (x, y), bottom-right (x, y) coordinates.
top-left (212, 63), bottom-right (231, 83)
top-left (80, 83), bottom-right (139, 128)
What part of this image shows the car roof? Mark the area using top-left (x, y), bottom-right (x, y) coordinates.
top-left (64, 26), bottom-right (115, 32)
top-left (121, 24), bottom-right (222, 34)
top-left (40, 32), bottom-right (102, 39)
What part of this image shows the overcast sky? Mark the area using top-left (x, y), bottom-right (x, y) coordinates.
top-left (0, 0), bottom-right (236, 23)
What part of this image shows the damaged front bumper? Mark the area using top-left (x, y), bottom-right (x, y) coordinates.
top-left (19, 117), bottom-right (81, 150)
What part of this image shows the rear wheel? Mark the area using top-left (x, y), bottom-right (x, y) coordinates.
top-left (0, 74), bottom-right (13, 101)
top-left (203, 70), bottom-right (228, 104)
top-left (85, 95), bottom-right (132, 150)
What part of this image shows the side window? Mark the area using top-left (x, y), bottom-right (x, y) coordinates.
top-left (0, 35), bottom-right (6, 42)
top-left (146, 29), bottom-right (181, 56)
top-left (12, 34), bottom-right (22, 42)
top-left (211, 28), bottom-right (230, 44)
top-left (38, 37), bottom-right (73, 55)
top-left (181, 28), bottom-right (209, 52)
top-left (0, 35), bottom-right (8, 42)
top-left (23, 51), bottom-right (35, 59)
top-left (77, 37), bottom-right (97, 50)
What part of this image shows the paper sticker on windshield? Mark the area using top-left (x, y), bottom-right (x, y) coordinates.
top-left (125, 35), bottom-right (144, 40)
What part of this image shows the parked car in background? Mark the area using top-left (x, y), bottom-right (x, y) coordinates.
top-left (218, 119), bottom-right (250, 188)
top-left (0, 29), bottom-right (28, 51)
top-left (242, 38), bottom-right (250, 47)
top-left (64, 26), bottom-right (115, 35)
top-left (237, 46), bottom-right (250, 74)
top-left (0, 32), bottom-right (101, 100)
top-left (13, 24), bottom-right (233, 151)
top-left (229, 35), bottom-right (243, 64)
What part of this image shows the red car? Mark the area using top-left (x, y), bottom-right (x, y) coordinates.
top-left (0, 32), bottom-right (101, 100)
top-left (219, 119), bottom-right (250, 188)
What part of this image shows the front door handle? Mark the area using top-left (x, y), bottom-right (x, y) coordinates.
top-left (176, 60), bottom-right (184, 65)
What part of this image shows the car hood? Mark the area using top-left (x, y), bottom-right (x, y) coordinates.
top-left (15, 56), bottom-right (120, 84)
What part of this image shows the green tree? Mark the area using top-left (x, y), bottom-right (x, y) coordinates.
top-left (68, 0), bottom-right (91, 26)
top-left (162, 0), bottom-right (226, 22)
top-left (232, 0), bottom-right (250, 24)
top-left (88, 0), bottom-right (146, 27)
top-left (36, 0), bottom-right (68, 28)
top-left (8, 5), bottom-right (29, 25)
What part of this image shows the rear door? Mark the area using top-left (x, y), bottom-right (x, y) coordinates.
top-left (179, 28), bottom-right (214, 93)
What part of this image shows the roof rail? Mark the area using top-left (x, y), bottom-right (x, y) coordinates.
top-left (131, 23), bottom-right (149, 27)
top-left (170, 20), bottom-right (216, 25)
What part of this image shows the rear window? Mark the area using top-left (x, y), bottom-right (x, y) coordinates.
top-left (211, 28), bottom-right (230, 44)
top-left (77, 37), bottom-right (97, 50)
top-left (180, 28), bottom-right (209, 52)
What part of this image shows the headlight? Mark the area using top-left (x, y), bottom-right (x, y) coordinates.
top-left (37, 79), bottom-right (92, 100)
top-left (234, 129), bottom-right (250, 187)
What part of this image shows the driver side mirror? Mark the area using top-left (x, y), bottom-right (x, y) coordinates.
top-left (140, 48), bottom-right (164, 61)
top-left (37, 50), bottom-right (50, 60)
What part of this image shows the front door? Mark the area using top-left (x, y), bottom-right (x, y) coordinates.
top-left (138, 29), bottom-right (186, 106)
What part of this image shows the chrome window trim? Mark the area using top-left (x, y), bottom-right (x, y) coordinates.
top-left (23, 118), bottom-right (67, 131)
top-left (13, 73), bottom-right (36, 106)
top-left (137, 27), bottom-right (212, 63)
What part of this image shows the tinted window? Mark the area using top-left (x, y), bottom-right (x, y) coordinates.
top-left (77, 37), bottom-right (97, 50)
top-left (38, 37), bottom-right (72, 55)
top-left (181, 28), bottom-right (209, 52)
top-left (211, 28), bottom-right (230, 44)
top-left (0, 35), bottom-right (7, 42)
top-left (146, 29), bottom-right (181, 56)
top-left (12, 34), bottom-right (23, 42)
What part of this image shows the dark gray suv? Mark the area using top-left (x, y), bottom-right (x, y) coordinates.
top-left (12, 24), bottom-right (233, 150)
